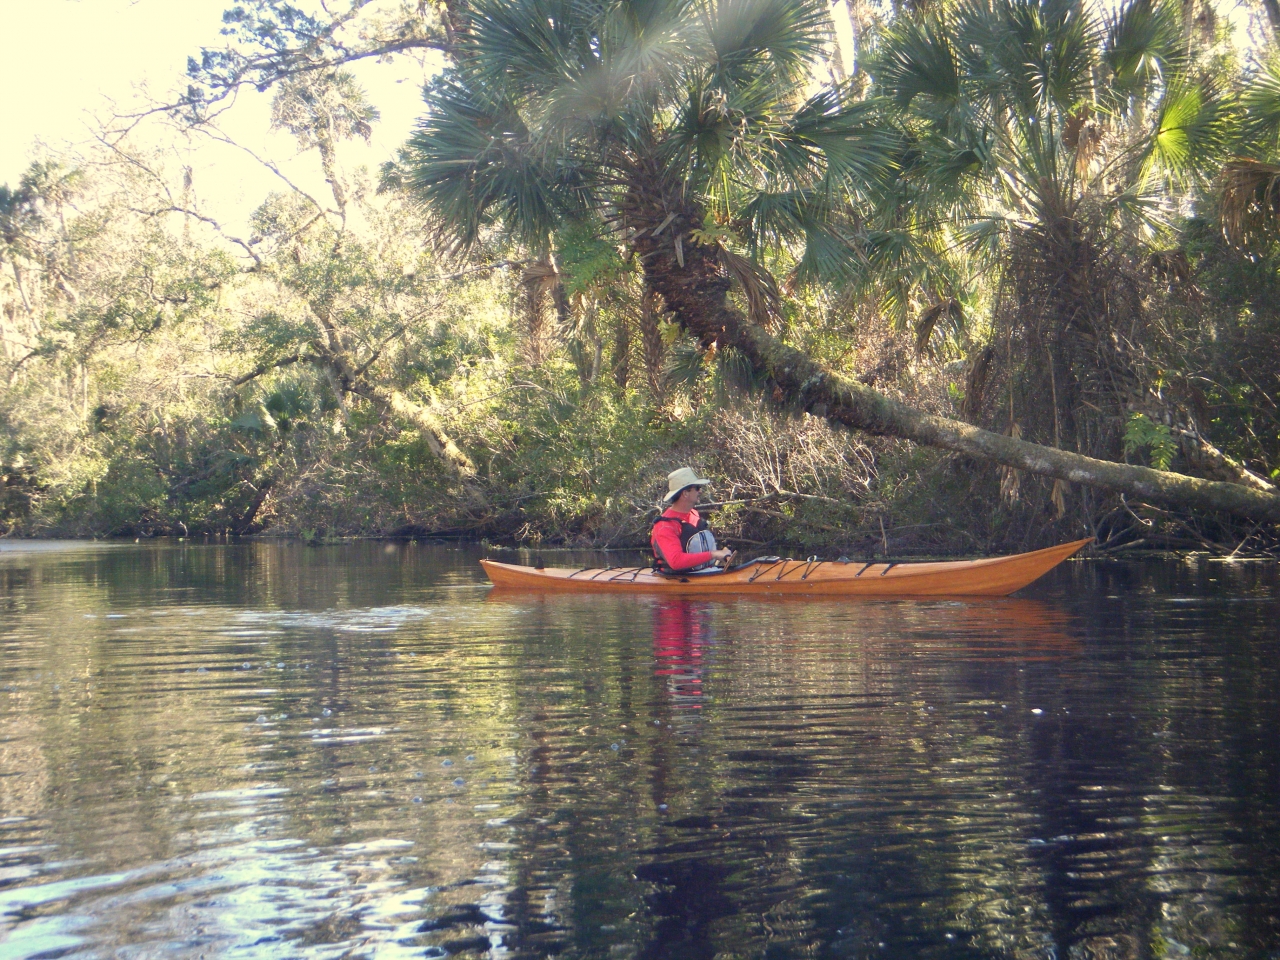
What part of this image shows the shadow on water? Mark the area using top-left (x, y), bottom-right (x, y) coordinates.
top-left (0, 542), bottom-right (1277, 959)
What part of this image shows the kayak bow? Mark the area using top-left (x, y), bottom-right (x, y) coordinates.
top-left (480, 538), bottom-right (1091, 597)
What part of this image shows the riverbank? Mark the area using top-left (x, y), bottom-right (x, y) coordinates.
top-left (6, 363), bottom-right (1276, 558)
top-left (6, 530), bottom-right (1275, 565)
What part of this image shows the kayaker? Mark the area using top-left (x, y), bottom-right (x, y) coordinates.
top-left (651, 468), bottom-right (734, 574)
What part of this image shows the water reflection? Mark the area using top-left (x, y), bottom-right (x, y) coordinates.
top-left (652, 599), bottom-right (714, 717)
top-left (0, 543), bottom-right (1277, 959)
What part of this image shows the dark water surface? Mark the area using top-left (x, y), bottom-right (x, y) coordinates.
top-left (1, 542), bottom-right (1278, 960)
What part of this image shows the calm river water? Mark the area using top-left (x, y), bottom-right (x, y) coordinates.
top-left (0, 542), bottom-right (1277, 960)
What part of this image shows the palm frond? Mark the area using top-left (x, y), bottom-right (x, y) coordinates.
top-left (914, 297), bottom-right (964, 356)
top-left (874, 16), bottom-right (961, 114)
top-left (791, 221), bottom-right (863, 287)
top-left (754, 91), bottom-right (900, 195)
top-left (1239, 57), bottom-right (1280, 157)
top-left (404, 74), bottom-right (587, 249)
top-left (663, 335), bottom-right (708, 388)
top-left (466, 0), bottom-right (601, 101)
top-left (603, 0), bottom-right (700, 80)
top-left (539, 0), bottom-right (702, 134)
top-left (663, 73), bottom-right (757, 186)
top-left (700, 0), bottom-right (830, 86)
top-left (1220, 158), bottom-right (1280, 247)
top-left (906, 133), bottom-right (990, 201)
top-left (982, 0), bottom-right (1099, 119)
top-left (713, 345), bottom-right (768, 395)
top-left (1142, 78), bottom-right (1236, 188)
top-left (741, 188), bottom-right (813, 253)
top-left (954, 216), bottom-right (1013, 259)
top-left (1104, 0), bottom-right (1182, 99)
top-left (716, 245), bottom-right (782, 326)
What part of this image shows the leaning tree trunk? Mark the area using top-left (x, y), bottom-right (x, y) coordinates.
top-left (353, 384), bottom-right (477, 481)
top-left (231, 349), bottom-right (479, 488)
top-left (625, 190), bottom-right (1280, 525)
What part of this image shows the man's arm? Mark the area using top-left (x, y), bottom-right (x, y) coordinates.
top-left (653, 522), bottom-right (713, 571)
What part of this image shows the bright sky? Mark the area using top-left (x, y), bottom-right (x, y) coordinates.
top-left (0, 0), bottom-right (438, 230)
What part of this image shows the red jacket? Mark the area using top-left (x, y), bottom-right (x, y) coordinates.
top-left (650, 507), bottom-right (712, 571)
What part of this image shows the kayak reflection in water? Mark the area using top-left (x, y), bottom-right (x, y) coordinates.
top-left (650, 467), bottom-right (735, 574)
top-left (652, 598), bottom-right (715, 713)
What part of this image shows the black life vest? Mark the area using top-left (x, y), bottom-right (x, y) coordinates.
top-left (650, 512), bottom-right (709, 573)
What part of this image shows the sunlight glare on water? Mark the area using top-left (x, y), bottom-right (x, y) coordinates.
top-left (0, 541), bottom-right (1278, 959)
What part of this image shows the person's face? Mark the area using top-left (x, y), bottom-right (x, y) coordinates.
top-left (674, 485), bottom-right (702, 509)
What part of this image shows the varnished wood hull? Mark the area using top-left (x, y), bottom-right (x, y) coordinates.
top-left (480, 538), bottom-right (1091, 597)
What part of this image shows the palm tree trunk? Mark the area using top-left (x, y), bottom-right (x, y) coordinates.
top-left (629, 196), bottom-right (1280, 524)
top-left (612, 308), bottom-right (631, 391)
top-left (1261, 0), bottom-right (1280, 34)
top-left (519, 259), bottom-right (563, 365)
top-left (640, 286), bottom-right (664, 402)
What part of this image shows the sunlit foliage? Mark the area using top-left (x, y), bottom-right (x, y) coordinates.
top-left (2, 0), bottom-right (1279, 554)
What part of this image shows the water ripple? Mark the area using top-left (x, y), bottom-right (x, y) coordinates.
top-left (0, 544), bottom-right (1277, 959)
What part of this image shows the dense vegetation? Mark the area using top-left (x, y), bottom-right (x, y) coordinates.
top-left (3, 0), bottom-right (1280, 556)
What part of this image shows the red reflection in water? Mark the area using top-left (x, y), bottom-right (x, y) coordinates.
top-left (652, 598), bottom-right (713, 711)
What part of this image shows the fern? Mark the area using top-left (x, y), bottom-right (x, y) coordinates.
top-left (1123, 413), bottom-right (1177, 470)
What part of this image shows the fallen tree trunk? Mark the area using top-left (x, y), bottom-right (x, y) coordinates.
top-left (629, 203), bottom-right (1280, 525)
top-left (735, 323), bottom-right (1280, 523)
top-left (1173, 425), bottom-right (1276, 495)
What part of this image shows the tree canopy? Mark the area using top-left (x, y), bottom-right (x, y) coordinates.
top-left (3, 0), bottom-right (1280, 551)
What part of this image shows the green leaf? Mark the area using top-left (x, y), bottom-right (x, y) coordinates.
top-left (1123, 413), bottom-right (1177, 470)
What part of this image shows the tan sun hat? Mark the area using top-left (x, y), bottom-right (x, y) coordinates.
top-left (663, 467), bottom-right (712, 502)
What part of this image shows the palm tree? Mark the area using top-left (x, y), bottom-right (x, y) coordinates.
top-left (402, 0), bottom-right (890, 321)
top-left (1220, 56), bottom-right (1280, 246)
top-left (400, 0), bottom-right (1280, 523)
top-left (2, 161), bottom-right (85, 349)
top-left (18, 161), bottom-right (86, 306)
top-left (867, 0), bottom-right (1236, 474)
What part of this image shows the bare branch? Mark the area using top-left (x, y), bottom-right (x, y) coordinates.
top-left (109, 1), bottom-right (448, 130)
top-left (226, 353), bottom-right (324, 386)
top-left (190, 123), bottom-right (331, 218)
top-left (351, 324), bottom-right (406, 379)
top-left (5, 349), bottom-right (41, 386)
top-left (90, 133), bottom-right (177, 204)
top-left (132, 205), bottom-right (263, 265)
top-left (413, 259), bottom-right (529, 283)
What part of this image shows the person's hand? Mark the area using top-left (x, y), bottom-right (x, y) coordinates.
top-left (711, 548), bottom-right (734, 562)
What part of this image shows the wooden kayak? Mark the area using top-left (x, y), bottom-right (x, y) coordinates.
top-left (481, 538), bottom-right (1091, 597)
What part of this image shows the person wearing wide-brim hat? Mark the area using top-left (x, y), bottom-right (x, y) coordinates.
top-left (650, 468), bottom-right (734, 573)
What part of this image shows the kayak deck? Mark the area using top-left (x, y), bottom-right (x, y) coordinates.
top-left (480, 538), bottom-right (1091, 597)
